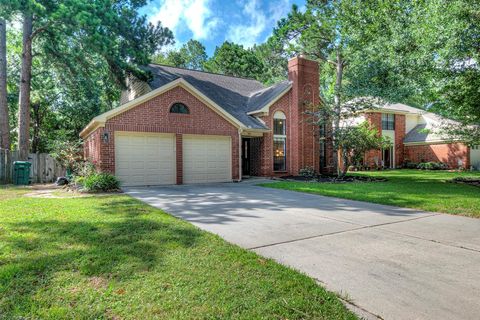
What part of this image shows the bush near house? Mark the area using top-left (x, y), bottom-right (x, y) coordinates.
top-left (83, 173), bottom-right (120, 192)
top-left (299, 166), bottom-right (316, 179)
top-left (417, 162), bottom-right (448, 170)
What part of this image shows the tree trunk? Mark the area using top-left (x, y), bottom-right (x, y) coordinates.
top-left (31, 102), bottom-right (41, 153)
top-left (0, 19), bottom-right (9, 150)
top-left (17, 14), bottom-right (33, 160)
top-left (339, 150), bottom-right (349, 178)
top-left (332, 51), bottom-right (344, 176)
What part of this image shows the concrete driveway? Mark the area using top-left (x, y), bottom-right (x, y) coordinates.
top-left (124, 180), bottom-right (480, 320)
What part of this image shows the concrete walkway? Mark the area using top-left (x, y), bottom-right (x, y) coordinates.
top-left (124, 180), bottom-right (480, 320)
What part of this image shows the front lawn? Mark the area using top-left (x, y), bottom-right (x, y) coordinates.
top-left (260, 170), bottom-right (480, 218)
top-left (0, 187), bottom-right (355, 319)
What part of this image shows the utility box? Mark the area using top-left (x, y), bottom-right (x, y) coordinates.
top-left (13, 161), bottom-right (31, 185)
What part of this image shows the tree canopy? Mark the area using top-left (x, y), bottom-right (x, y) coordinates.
top-left (154, 39), bottom-right (208, 71)
top-left (204, 41), bottom-right (265, 79)
top-left (0, 0), bottom-right (173, 154)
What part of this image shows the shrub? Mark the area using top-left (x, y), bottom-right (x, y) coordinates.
top-left (299, 166), bottom-right (316, 179)
top-left (74, 161), bottom-right (97, 177)
top-left (49, 139), bottom-right (83, 171)
top-left (84, 173), bottom-right (120, 192)
top-left (417, 162), bottom-right (448, 170)
top-left (74, 176), bottom-right (86, 187)
top-left (403, 161), bottom-right (418, 169)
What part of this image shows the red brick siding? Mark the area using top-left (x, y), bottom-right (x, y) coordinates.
top-left (404, 143), bottom-right (470, 169)
top-left (287, 57), bottom-right (320, 175)
top-left (394, 114), bottom-right (406, 167)
top-left (84, 128), bottom-right (103, 168)
top-left (84, 86), bottom-right (240, 182)
top-left (83, 127), bottom-right (114, 173)
top-left (175, 133), bottom-right (183, 184)
top-left (258, 91), bottom-right (292, 176)
top-left (363, 113), bottom-right (406, 168)
top-left (364, 113), bottom-right (383, 167)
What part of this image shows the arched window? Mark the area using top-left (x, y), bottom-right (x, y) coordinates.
top-left (273, 111), bottom-right (286, 171)
top-left (170, 103), bottom-right (190, 114)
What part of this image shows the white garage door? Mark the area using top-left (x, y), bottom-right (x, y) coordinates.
top-left (115, 132), bottom-right (175, 186)
top-left (183, 135), bottom-right (232, 184)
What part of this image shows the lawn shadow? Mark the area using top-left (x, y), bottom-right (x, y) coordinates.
top-left (0, 196), bottom-right (203, 314)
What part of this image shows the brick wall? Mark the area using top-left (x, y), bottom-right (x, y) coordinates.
top-left (404, 143), bottom-right (470, 169)
top-left (394, 114), bottom-right (406, 167)
top-left (364, 113), bottom-right (383, 167)
top-left (287, 56), bottom-right (320, 175)
top-left (258, 91), bottom-right (292, 176)
top-left (84, 128), bottom-right (102, 167)
top-left (84, 86), bottom-right (240, 181)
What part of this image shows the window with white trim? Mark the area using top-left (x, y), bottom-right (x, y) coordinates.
top-left (273, 111), bottom-right (286, 171)
top-left (382, 113), bottom-right (395, 130)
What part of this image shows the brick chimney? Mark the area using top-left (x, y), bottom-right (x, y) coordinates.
top-left (288, 56), bottom-right (320, 174)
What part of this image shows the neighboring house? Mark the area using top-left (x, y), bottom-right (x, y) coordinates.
top-left (358, 104), bottom-right (479, 169)
top-left (81, 56), bottom-right (331, 186)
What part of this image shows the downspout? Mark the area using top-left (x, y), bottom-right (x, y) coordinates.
top-left (238, 128), bottom-right (243, 182)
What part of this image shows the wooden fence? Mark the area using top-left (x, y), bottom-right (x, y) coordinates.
top-left (0, 149), bottom-right (66, 184)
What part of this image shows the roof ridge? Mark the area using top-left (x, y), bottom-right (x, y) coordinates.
top-left (148, 63), bottom-right (265, 84)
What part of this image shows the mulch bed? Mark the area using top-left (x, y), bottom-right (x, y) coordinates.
top-left (279, 175), bottom-right (387, 183)
top-left (449, 177), bottom-right (480, 188)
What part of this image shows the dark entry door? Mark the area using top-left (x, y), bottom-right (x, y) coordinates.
top-left (242, 138), bottom-right (250, 176)
top-left (383, 148), bottom-right (391, 168)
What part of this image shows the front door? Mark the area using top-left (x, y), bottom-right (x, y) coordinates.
top-left (383, 147), bottom-right (393, 168)
top-left (242, 138), bottom-right (250, 176)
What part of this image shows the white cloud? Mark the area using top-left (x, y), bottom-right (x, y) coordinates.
top-left (149, 0), bottom-right (218, 41)
top-left (227, 0), bottom-right (290, 48)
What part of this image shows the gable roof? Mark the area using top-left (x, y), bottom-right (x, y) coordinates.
top-left (79, 65), bottom-right (292, 138)
top-left (143, 65), bottom-right (292, 130)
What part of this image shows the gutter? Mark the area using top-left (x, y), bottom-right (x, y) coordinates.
top-left (403, 139), bottom-right (460, 146)
top-left (238, 128), bottom-right (243, 182)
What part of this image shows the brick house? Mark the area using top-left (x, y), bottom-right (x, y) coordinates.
top-left (80, 56), bottom-right (479, 186)
top-left (360, 104), bottom-right (479, 170)
top-left (81, 56), bottom-right (334, 186)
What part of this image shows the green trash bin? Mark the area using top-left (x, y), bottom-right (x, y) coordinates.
top-left (13, 161), bottom-right (31, 185)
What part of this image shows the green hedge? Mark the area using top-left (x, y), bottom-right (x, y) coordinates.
top-left (84, 173), bottom-right (120, 192)
top-left (417, 162), bottom-right (448, 170)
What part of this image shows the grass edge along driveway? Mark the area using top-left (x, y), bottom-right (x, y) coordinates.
top-left (0, 187), bottom-right (356, 320)
top-left (260, 170), bottom-right (480, 218)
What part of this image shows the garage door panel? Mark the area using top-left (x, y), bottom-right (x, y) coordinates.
top-left (183, 135), bottom-right (231, 184)
top-left (115, 132), bottom-right (175, 186)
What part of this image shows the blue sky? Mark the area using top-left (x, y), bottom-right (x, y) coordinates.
top-left (141, 0), bottom-right (306, 56)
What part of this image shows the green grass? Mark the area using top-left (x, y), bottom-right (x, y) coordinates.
top-left (0, 187), bottom-right (355, 319)
top-left (260, 170), bottom-right (480, 218)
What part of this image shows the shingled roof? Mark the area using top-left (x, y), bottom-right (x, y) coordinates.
top-left (404, 123), bottom-right (445, 143)
top-left (143, 64), bottom-right (292, 130)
